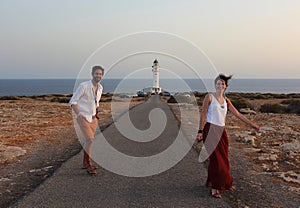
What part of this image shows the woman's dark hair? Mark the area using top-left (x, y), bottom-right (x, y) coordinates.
top-left (92, 65), bottom-right (104, 75)
top-left (214, 74), bottom-right (233, 86)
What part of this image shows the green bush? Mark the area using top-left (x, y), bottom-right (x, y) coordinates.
top-left (226, 93), bottom-right (243, 100)
top-left (167, 96), bottom-right (177, 103)
top-left (167, 95), bottom-right (194, 104)
top-left (193, 92), bottom-right (206, 98)
top-left (101, 93), bottom-right (112, 98)
top-left (101, 97), bottom-right (112, 102)
top-left (285, 100), bottom-right (300, 114)
top-left (0, 96), bottom-right (20, 100)
top-left (230, 98), bottom-right (252, 110)
top-left (51, 97), bottom-right (70, 103)
top-left (252, 94), bottom-right (269, 99)
top-left (287, 93), bottom-right (300, 98)
top-left (281, 99), bottom-right (299, 105)
top-left (236, 93), bottom-right (268, 100)
top-left (260, 104), bottom-right (286, 113)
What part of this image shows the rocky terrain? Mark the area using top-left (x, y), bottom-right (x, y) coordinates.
top-left (0, 93), bottom-right (299, 207)
top-left (166, 94), bottom-right (300, 207)
top-left (0, 94), bottom-right (145, 207)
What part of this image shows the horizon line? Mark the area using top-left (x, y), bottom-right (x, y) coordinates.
top-left (0, 77), bottom-right (299, 80)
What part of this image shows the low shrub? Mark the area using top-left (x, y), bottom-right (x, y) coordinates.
top-left (167, 96), bottom-right (178, 103)
top-left (0, 96), bottom-right (20, 100)
top-left (101, 97), bottom-right (112, 102)
top-left (285, 100), bottom-right (300, 114)
top-left (101, 93), bottom-right (112, 98)
top-left (230, 98), bottom-right (252, 110)
top-left (193, 92), bottom-right (206, 98)
top-left (51, 97), bottom-right (70, 103)
top-left (260, 104), bottom-right (286, 113)
top-left (167, 95), bottom-right (193, 104)
top-left (281, 99), bottom-right (299, 105)
top-left (287, 93), bottom-right (300, 98)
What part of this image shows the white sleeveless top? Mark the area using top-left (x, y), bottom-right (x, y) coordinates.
top-left (206, 93), bottom-right (227, 127)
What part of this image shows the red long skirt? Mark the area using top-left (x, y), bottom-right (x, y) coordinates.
top-left (203, 122), bottom-right (233, 190)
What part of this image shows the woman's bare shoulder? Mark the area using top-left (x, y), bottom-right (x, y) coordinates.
top-left (204, 93), bottom-right (212, 102)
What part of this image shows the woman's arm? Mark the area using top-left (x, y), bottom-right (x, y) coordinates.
top-left (226, 98), bottom-right (260, 131)
top-left (197, 93), bottom-right (211, 141)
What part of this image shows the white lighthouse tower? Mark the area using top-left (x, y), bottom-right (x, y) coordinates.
top-left (152, 59), bottom-right (161, 94)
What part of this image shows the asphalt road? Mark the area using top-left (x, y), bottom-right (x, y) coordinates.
top-left (11, 95), bottom-right (230, 208)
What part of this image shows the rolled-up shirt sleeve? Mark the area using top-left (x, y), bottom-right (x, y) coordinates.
top-left (95, 85), bottom-right (103, 107)
top-left (69, 83), bottom-right (84, 106)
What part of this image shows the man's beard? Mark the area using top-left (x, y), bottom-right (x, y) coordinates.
top-left (93, 77), bottom-right (101, 82)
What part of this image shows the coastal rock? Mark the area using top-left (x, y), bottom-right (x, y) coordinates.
top-left (258, 153), bottom-right (278, 161)
top-left (243, 148), bottom-right (261, 153)
top-left (232, 132), bottom-right (257, 146)
top-left (277, 171), bottom-right (300, 185)
top-left (243, 136), bottom-right (256, 145)
top-left (260, 126), bottom-right (276, 132)
top-left (0, 145), bottom-right (26, 164)
top-left (282, 140), bottom-right (300, 152)
top-left (269, 148), bottom-right (281, 154)
top-left (239, 108), bottom-right (257, 115)
top-left (232, 131), bottom-right (251, 140)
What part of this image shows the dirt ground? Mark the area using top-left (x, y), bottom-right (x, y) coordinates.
top-left (0, 94), bottom-right (299, 207)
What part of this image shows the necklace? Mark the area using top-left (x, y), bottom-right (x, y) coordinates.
top-left (213, 93), bottom-right (225, 109)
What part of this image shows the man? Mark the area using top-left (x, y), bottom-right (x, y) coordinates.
top-left (69, 65), bottom-right (104, 175)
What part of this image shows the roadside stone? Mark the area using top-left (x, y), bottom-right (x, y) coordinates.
top-left (262, 163), bottom-right (269, 171)
top-left (0, 178), bottom-right (12, 182)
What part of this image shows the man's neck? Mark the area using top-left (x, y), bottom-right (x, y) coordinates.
top-left (92, 79), bottom-right (99, 87)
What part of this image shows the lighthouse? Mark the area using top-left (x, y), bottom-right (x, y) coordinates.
top-left (152, 59), bottom-right (161, 94)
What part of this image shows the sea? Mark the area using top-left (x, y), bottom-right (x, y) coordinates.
top-left (0, 79), bottom-right (299, 96)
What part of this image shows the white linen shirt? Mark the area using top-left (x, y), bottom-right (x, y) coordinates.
top-left (69, 80), bottom-right (103, 123)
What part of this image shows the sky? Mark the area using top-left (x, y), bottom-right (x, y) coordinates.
top-left (0, 0), bottom-right (300, 79)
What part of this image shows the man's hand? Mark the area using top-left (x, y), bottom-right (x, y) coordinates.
top-left (196, 133), bottom-right (203, 142)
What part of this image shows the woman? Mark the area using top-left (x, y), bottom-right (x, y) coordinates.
top-left (197, 74), bottom-right (259, 198)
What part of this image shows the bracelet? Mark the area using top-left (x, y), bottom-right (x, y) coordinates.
top-left (198, 129), bottom-right (203, 134)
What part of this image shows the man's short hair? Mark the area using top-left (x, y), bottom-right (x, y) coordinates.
top-left (92, 65), bottom-right (104, 75)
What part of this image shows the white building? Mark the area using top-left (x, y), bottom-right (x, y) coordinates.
top-left (151, 59), bottom-right (161, 94)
